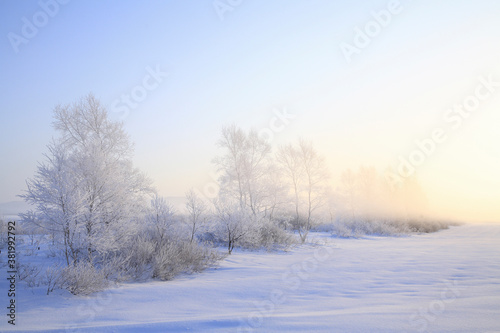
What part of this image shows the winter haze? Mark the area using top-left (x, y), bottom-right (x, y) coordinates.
top-left (1, 1), bottom-right (499, 223)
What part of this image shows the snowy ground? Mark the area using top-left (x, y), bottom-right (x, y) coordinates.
top-left (1, 223), bottom-right (500, 332)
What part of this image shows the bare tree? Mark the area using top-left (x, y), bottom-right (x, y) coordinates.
top-left (276, 143), bottom-right (303, 225)
top-left (214, 124), bottom-right (271, 216)
top-left (260, 163), bottom-right (288, 222)
top-left (213, 197), bottom-right (250, 254)
top-left (147, 194), bottom-right (176, 247)
top-left (276, 139), bottom-right (329, 243)
top-left (297, 140), bottom-right (329, 242)
top-left (185, 189), bottom-right (207, 243)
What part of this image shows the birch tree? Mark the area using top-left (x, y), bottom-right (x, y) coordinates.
top-left (276, 139), bottom-right (329, 243)
top-left (21, 94), bottom-right (153, 266)
top-left (185, 189), bottom-right (207, 243)
top-left (214, 124), bottom-right (271, 216)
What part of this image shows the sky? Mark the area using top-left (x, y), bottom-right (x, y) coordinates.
top-left (0, 0), bottom-right (499, 223)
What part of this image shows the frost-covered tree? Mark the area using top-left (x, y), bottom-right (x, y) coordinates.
top-left (147, 194), bottom-right (176, 246)
top-left (214, 125), bottom-right (272, 216)
top-left (296, 140), bottom-right (329, 241)
top-left (21, 94), bottom-right (153, 266)
top-left (185, 189), bottom-right (207, 243)
top-left (259, 163), bottom-right (288, 222)
top-left (213, 197), bottom-right (251, 254)
top-left (276, 139), bottom-right (329, 243)
top-left (20, 142), bottom-right (83, 265)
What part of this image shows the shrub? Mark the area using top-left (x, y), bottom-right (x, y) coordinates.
top-left (18, 263), bottom-right (42, 288)
top-left (404, 219), bottom-right (459, 233)
top-left (119, 235), bottom-right (156, 281)
top-left (240, 221), bottom-right (296, 251)
top-left (322, 215), bottom-right (459, 238)
top-left (61, 262), bottom-right (108, 295)
top-left (44, 264), bottom-right (64, 295)
top-left (108, 232), bottom-right (224, 282)
top-left (210, 205), bottom-right (297, 253)
top-left (152, 240), bottom-right (223, 281)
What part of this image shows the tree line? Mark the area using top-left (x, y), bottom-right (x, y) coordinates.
top-left (19, 94), bottom-right (431, 294)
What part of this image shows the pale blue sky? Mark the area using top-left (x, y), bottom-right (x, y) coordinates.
top-left (1, 0), bottom-right (499, 222)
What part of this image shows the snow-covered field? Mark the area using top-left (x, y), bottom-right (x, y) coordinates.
top-left (2, 223), bottom-right (500, 332)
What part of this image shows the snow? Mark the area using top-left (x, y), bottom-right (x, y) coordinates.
top-left (1, 223), bottom-right (500, 332)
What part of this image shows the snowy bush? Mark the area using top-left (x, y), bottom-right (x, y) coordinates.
top-left (210, 200), bottom-right (296, 252)
top-left (61, 262), bottom-right (108, 295)
top-left (320, 215), bottom-right (459, 238)
top-left (405, 219), bottom-right (459, 233)
top-left (105, 226), bottom-right (224, 282)
top-left (212, 199), bottom-right (251, 254)
top-left (18, 263), bottom-right (65, 294)
top-left (185, 189), bottom-right (208, 243)
top-left (240, 220), bottom-right (296, 251)
top-left (152, 240), bottom-right (223, 281)
top-left (43, 264), bottom-right (65, 295)
top-left (133, 238), bottom-right (157, 277)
